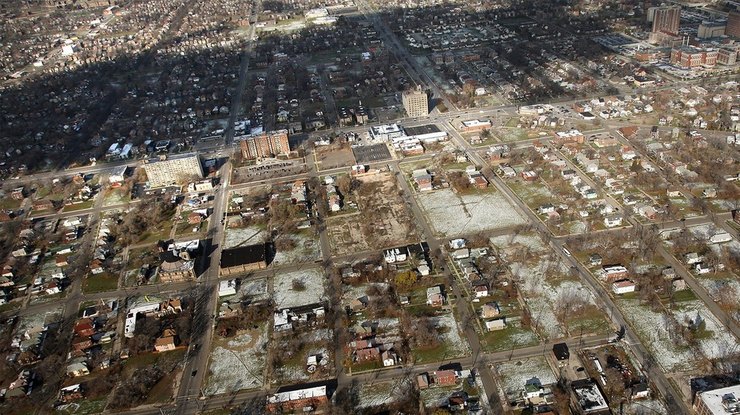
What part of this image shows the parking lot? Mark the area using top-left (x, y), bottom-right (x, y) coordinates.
top-left (352, 143), bottom-right (393, 164)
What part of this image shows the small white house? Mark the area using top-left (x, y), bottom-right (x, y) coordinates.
top-left (612, 279), bottom-right (636, 295)
top-left (604, 214), bottom-right (623, 228)
top-left (218, 280), bottom-right (237, 297)
top-left (485, 319), bottom-right (506, 331)
top-left (684, 252), bottom-right (703, 265)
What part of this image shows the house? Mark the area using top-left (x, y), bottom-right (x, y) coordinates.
top-left (600, 265), bottom-right (628, 282)
top-left (55, 255), bottom-right (69, 267)
top-left (485, 319), bottom-right (506, 331)
top-left (218, 279), bottom-right (237, 297)
top-left (109, 166), bottom-right (127, 185)
top-left (432, 370), bottom-right (457, 386)
top-left (417, 373), bottom-right (430, 389)
top-left (73, 319), bottom-right (95, 337)
top-left (426, 286), bottom-right (445, 307)
top-left (695, 263), bottom-right (712, 274)
top-left (552, 343), bottom-right (569, 362)
top-left (355, 347), bottom-right (380, 361)
top-left (11, 187), bottom-right (24, 200)
top-left (589, 254), bottom-right (603, 266)
top-left (672, 278), bottom-right (687, 291)
top-left (89, 259), bottom-right (104, 275)
top-left (71, 336), bottom-right (93, 351)
top-left (154, 328), bottom-right (177, 352)
top-left (349, 297), bottom-right (367, 312)
top-left (381, 350), bottom-right (398, 367)
top-left (685, 252), bottom-right (703, 265)
top-left (473, 284), bottom-right (489, 298)
top-left (604, 214), bottom-right (623, 228)
top-left (32, 199), bottom-right (54, 211)
top-left (538, 203), bottom-right (555, 214)
top-left (66, 362), bottom-right (89, 377)
top-left (612, 279), bottom-right (636, 295)
top-left (449, 391), bottom-right (468, 411)
top-left (481, 302), bottom-right (500, 318)
top-left (631, 382), bottom-right (650, 399)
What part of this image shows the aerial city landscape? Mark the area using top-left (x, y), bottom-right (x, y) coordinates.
top-left (0, 0), bottom-right (739, 414)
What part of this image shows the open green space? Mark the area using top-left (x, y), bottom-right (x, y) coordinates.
top-left (83, 273), bottom-right (119, 294)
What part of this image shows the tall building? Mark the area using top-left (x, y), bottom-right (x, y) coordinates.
top-left (239, 130), bottom-right (290, 160)
top-left (143, 154), bottom-right (203, 188)
top-left (402, 87), bottom-right (429, 118)
top-left (652, 6), bottom-right (681, 36)
top-left (693, 384), bottom-right (740, 415)
top-left (727, 10), bottom-right (740, 38)
top-left (697, 21), bottom-right (726, 39)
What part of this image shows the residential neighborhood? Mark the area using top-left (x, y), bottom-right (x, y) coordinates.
top-left (0, 0), bottom-right (738, 414)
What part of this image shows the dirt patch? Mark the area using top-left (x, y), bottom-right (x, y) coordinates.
top-left (327, 172), bottom-right (418, 256)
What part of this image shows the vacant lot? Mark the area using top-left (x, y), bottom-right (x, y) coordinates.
top-left (416, 188), bottom-right (527, 237)
top-left (326, 172), bottom-right (418, 256)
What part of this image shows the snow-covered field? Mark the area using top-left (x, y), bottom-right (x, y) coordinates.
top-left (490, 232), bottom-right (548, 255)
top-left (223, 226), bottom-right (268, 250)
top-left (432, 312), bottom-right (471, 358)
top-left (272, 233), bottom-right (321, 266)
top-left (342, 283), bottom-right (390, 303)
top-left (420, 384), bottom-right (458, 408)
top-left (495, 356), bottom-right (557, 400)
top-left (510, 257), bottom-right (594, 339)
top-left (205, 325), bottom-right (267, 395)
top-left (273, 268), bottom-right (326, 309)
top-left (618, 299), bottom-right (697, 371)
top-left (416, 189), bottom-right (527, 237)
top-left (357, 380), bottom-right (411, 409)
top-left (672, 300), bottom-right (739, 360)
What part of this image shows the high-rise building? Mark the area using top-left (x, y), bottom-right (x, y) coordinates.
top-left (239, 130), bottom-right (290, 160)
top-left (652, 6), bottom-right (681, 36)
top-left (143, 154), bottom-right (203, 188)
top-left (727, 10), bottom-right (740, 37)
top-left (402, 87), bottom-right (429, 118)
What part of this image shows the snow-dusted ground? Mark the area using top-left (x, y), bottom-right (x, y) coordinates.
top-left (432, 312), bottom-right (471, 358)
top-left (420, 384), bottom-right (458, 408)
top-left (205, 326), bottom-right (267, 395)
top-left (685, 224), bottom-right (740, 255)
top-left (342, 283), bottom-right (390, 303)
top-left (624, 398), bottom-right (669, 415)
top-left (490, 232), bottom-right (548, 254)
top-left (672, 300), bottom-right (740, 359)
top-left (357, 380), bottom-right (411, 409)
top-left (416, 189), bottom-right (527, 237)
top-left (223, 226), bottom-right (268, 250)
top-left (618, 299), bottom-right (697, 371)
top-left (237, 277), bottom-right (269, 302)
top-left (272, 233), bottom-right (321, 266)
top-left (495, 356), bottom-right (557, 400)
top-left (273, 268), bottom-right (326, 309)
top-left (510, 258), bottom-right (594, 339)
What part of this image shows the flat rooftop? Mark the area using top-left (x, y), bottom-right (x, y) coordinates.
top-left (404, 124), bottom-right (441, 136)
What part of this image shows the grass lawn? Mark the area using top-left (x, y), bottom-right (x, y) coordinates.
top-left (351, 360), bottom-right (383, 373)
top-left (63, 199), bottom-right (95, 212)
top-left (144, 369), bottom-right (180, 404)
top-left (139, 221), bottom-right (174, 245)
top-left (480, 326), bottom-right (539, 353)
top-left (83, 273), bottom-right (119, 294)
top-left (0, 197), bottom-right (22, 210)
top-left (669, 289), bottom-right (698, 304)
top-left (413, 342), bottom-right (456, 364)
top-left (0, 301), bottom-right (22, 314)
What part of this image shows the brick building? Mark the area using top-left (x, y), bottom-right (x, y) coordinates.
top-left (239, 130), bottom-right (290, 160)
